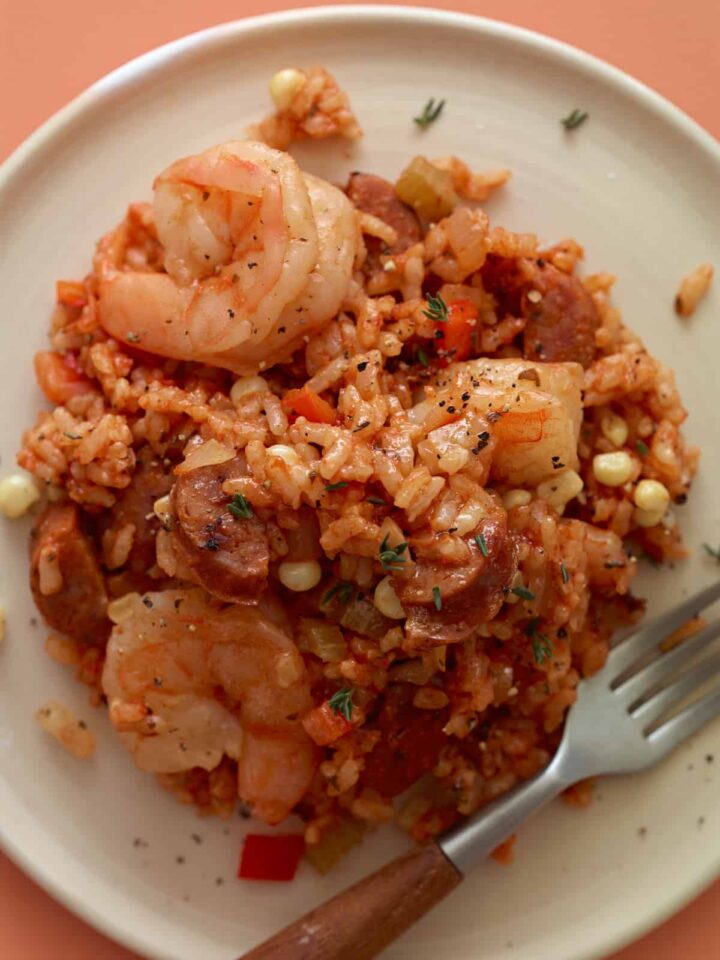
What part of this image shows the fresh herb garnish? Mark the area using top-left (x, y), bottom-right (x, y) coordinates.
top-left (432, 585), bottom-right (442, 611)
top-left (512, 585), bottom-right (536, 602)
top-left (422, 293), bottom-right (449, 324)
top-left (328, 687), bottom-right (354, 722)
top-left (379, 535), bottom-right (409, 571)
top-left (417, 348), bottom-right (430, 368)
top-left (561, 109), bottom-right (589, 131)
top-left (228, 494), bottom-right (253, 519)
top-left (63, 431), bottom-right (81, 440)
top-left (524, 617), bottom-right (554, 664)
top-left (125, 331), bottom-right (141, 343)
top-left (367, 496), bottom-right (387, 506)
top-left (702, 543), bottom-right (720, 563)
top-left (635, 440), bottom-right (649, 457)
top-left (560, 562), bottom-right (570, 584)
top-left (414, 97), bottom-right (446, 128)
top-left (532, 634), bottom-right (554, 664)
top-left (475, 533), bottom-right (489, 557)
top-left (322, 582), bottom-right (354, 606)
top-left (325, 481), bottom-right (349, 492)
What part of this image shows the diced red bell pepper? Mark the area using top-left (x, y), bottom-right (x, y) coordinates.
top-left (436, 299), bottom-right (478, 365)
top-left (281, 385), bottom-right (336, 423)
top-left (56, 280), bottom-right (88, 309)
top-left (302, 701), bottom-right (353, 746)
top-left (34, 351), bottom-right (93, 405)
top-left (238, 833), bottom-right (305, 882)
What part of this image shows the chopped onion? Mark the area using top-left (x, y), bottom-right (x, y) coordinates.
top-left (175, 439), bottom-right (235, 475)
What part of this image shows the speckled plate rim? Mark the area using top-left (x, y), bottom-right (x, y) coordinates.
top-left (0, 7), bottom-right (718, 960)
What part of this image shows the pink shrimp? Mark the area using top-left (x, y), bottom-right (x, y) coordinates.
top-left (96, 140), bottom-right (356, 374)
top-left (101, 589), bottom-right (318, 824)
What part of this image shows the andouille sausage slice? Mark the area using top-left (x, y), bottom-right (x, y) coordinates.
top-left (481, 256), bottom-right (600, 368)
top-left (99, 450), bottom-right (173, 577)
top-left (395, 515), bottom-right (518, 648)
top-left (170, 458), bottom-right (269, 603)
top-left (30, 503), bottom-right (109, 643)
top-left (346, 173), bottom-right (422, 254)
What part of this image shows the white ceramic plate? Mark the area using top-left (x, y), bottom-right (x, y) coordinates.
top-left (1, 7), bottom-right (718, 960)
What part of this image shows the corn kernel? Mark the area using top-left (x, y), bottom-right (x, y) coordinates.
top-left (633, 506), bottom-right (666, 528)
top-left (600, 412), bottom-right (629, 448)
top-left (592, 451), bottom-right (633, 487)
top-left (268, 68), bottom-right (306, 111)
top-left (0, 473), bottom-right (40, 519)
top-left (503, 489), bottom-right (532, 509)
top-left (278, 561), bottom-right (322, 592)
top-left (536, 470), bottom-right (584, 514)
top-left (633, 479), bottom-right (670, 514)
top-left (230, 375), bottom-right (269, 405)
top-left (373, 576), bottom-right (406, 619)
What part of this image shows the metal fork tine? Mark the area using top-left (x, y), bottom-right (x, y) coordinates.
top-left (631, 649), bottom-right (720, 728)
top-left (609, 580), bottom-right (720, 680)
top-left (615, 619), bottom-right (720, 701)
top-left (648, 687), bottom-right (720, 754)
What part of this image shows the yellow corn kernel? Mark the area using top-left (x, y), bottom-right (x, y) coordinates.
top-left (633, 506), bottom-right (666, 528)
top-left (0, 473), bottom-right (40, 518)
top-left (373, 576), bottom-right (406, 619)
top-left (633, 479), bottom-right (670, 514)
top-left (278, 561), bottom-right (322, 592)
top-left (600, 412), bottom-right (629, 448)
top-left (268, 68), bottom-right (306, 111)
top-left (592, 451), bottom-right (633, 487)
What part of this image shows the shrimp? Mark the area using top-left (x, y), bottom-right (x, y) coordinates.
top-left (96, 140), bottom-right (357, 374)
top-left (101, 589), bottom-right (319, 824)
top-left (410, 358), bottom-right (583, 486)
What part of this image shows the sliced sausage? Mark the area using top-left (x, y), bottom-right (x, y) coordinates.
top-left (170, 458), bottom-right (269, 603)
top-left (481, 256), bottom-right (600, 368)
top-left (395, 515), bottom-right (518, 648)
top-left (346, 172), bottom-right (421, 260)
top-left (361, 684), bottom-right (449, 797)
top-left (98, 449), bottom-right (173, 583)
top-left (30, 503), bottom-right (109, 643)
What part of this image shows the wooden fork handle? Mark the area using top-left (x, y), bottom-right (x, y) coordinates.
top-left (239, 843), bottom-right (462, 960)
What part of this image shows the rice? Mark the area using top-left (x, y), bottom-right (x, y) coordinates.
top-left (15, 87), bottom-right (700, 870)
top-left (675, 262), bottom-right (714, 317)
top-left (35, 699), bottom-right (96, 759)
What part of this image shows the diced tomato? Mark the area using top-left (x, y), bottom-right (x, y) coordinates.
top-left (436, 299), bottom-right (478, 365)
top-left (238, 834), bottom-right (305, 882)
top-left (361, 685), bottom-right (449, 797)
top-left (301, 701), bottom-right (352, 746)
top-left (34, 351), bottom-right (93, 405)
top-left (56, 280), bottom-right (88, 309)
top-left (281, 385), bottom-right (336, 423)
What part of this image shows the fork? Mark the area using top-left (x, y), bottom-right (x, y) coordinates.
top-left (242, 580), bottom-right (720, 960)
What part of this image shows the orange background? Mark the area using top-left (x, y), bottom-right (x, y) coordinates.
top-left (0, 1), bottom-right (718, 957)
